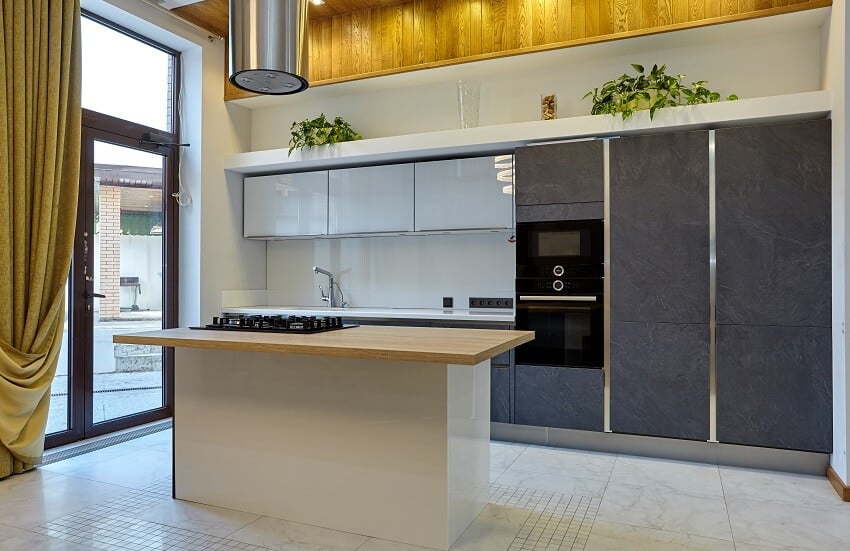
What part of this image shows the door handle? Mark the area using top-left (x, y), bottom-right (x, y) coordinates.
top-left (85, 291), bottom-right (106, 299)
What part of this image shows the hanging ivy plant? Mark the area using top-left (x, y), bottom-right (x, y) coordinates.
top-left (288, 114), bottom-right (362, 156)
top-left (583, 64), bottom-right (739, 120)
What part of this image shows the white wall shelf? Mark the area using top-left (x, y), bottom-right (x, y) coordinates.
top-left (225, 90), bottom-right (831, 176)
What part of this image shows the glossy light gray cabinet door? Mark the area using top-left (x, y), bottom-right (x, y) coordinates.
top-left (514, 140), bottom-right (604, 209)
top-left (243, 172), bottom-right (328, 237)
top-left (610, 130), bottom-right (709, 324)
top-left (611, 321), bottom-right (709, 441)
top-left (514, 365), bottom-right (603, 431)
top-left (328, 164), bottom-right (414, 234)
top-left (715, 120), bottom-right (831, 327)
top-left (414, 156), bottom-right (513, 230)
top-left (717, 325), bottom-right (832, 452)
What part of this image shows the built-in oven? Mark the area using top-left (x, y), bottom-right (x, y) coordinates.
top-left (515, 278), bottom-right (603, 368)
top-left (515, 219), bottom-right (604, 369)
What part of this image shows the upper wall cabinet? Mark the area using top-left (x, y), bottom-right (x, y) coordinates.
top-left (514, 140), bottom-right (604, 222)
top-left (414, 156), bottom-right (513, 231)
top-left (329, 164), bottom-right (415, 234)
top-left (243, 172), bottom-right (329, 238)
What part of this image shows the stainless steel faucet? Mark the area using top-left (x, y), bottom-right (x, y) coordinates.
top-left (313, 266), bottom-right (345, 308)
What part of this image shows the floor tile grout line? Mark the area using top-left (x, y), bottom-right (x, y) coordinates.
top-left (717, 463), bottom-right (739, 550)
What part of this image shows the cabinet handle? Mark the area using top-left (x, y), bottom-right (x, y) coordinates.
top-left (519, 295), bottom-right (597, 302)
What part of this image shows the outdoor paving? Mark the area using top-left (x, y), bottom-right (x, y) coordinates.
top-left (47, 314), bottom-right (165, 435)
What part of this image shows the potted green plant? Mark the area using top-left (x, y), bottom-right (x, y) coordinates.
top-left (583, 64), bottom-right (738, 120)
top-left (288, 114), bottom-right (362, 156)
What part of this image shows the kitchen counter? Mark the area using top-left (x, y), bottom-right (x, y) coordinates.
top-left (114, 325), bottom-right (531, 365)
top-left (221, 305), bottom-right (515, 323)
top-left (116, 325), bottom-right (532, 550)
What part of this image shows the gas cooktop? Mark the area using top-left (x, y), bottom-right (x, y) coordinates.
top-left (191, 314), bottom-right (355, 334)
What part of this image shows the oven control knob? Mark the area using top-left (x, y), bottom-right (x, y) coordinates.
top-left (553, 265), bottom-right (565, 277)
top-left (552, 279), bottom-right (564, 292)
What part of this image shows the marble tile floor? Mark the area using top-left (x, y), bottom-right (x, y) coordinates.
top-left (0, 430), bottom-right (847, 550)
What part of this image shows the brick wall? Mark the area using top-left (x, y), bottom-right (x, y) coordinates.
top-left (99, 184), bottom-right (121, 320)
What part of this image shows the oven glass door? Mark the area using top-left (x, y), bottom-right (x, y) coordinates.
top-left (515, 299), bottom-right (603, 368)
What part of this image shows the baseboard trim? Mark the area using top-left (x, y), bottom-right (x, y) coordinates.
top-left (826, 466), bottom-right (850, 501)
top-left (491, 422), bottom-right (830, 475)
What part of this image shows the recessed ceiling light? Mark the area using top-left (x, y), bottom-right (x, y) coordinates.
top-left (310, 0), bottom-right (325, 5)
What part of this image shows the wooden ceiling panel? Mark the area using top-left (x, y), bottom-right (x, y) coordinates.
top-left (172, 0), bottom-right (229, 36)
top-left (170, 0), bottom-right (406, 36)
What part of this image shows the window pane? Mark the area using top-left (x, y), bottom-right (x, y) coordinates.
top-left (92, 141), bottom-right (165, 423)
top-left (82, 17), bottom-right (174, 132)
top-left (46, 280), bottom-right (71, 435)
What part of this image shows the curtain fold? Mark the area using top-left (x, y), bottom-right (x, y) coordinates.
top-left (0, 0), bottom-right (81, 479)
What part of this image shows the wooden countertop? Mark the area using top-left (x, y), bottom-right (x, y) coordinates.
top-left (113, 326), bottom-right (534, 365)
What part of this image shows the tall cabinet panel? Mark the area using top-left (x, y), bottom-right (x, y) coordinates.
top-left (243, 172), bottom-right (328, 238)
top-left (716, 120), bottom-right (832, 452)
top-left (716, 121), bottom-right (831, 327)
top-left (414, 156), bottom-right (513, 231)
top-left (609, 131), bottom-right (710, 440)
top-left (514, 140), bottom-right (604, 222)
top-left (328, 164), bottom-right (414, 234)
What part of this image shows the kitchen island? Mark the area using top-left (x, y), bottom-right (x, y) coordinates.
top-left (114, 325), bottom-right (533, 550)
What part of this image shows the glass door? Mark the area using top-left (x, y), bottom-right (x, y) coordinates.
top-left (47, 122), bottom-right (177, 447)
top-left (89, 138), bottom-right (169, 427)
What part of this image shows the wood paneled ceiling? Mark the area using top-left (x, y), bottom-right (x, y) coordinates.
top-left (170, 0), bottom-right (402, 36)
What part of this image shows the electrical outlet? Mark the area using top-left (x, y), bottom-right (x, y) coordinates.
top-left (469, 297), bottom-right (513, 309)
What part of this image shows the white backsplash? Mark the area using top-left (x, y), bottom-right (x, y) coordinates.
top-left (265, 231), bottom-right (515, 309)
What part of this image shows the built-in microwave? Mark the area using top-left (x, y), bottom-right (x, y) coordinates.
top-left (516, 220), bottom-right (603, 279)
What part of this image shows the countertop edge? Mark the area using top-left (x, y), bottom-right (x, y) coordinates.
top-left (114, 330), bottom-right (534, 366)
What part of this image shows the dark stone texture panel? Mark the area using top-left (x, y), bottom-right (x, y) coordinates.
top-left (515, 140), bottom-right (604, 206)
top-left (611, 321), bottom-right (709, 440)
top-left (717, 324), bottom-right (832, 453)
top-left (516, 202), bottom-right (604, 223)
top-left (514, 364), bottom-right (603, 431)
top-left (716, 120), bottom-right (831, 327)
top-left (610, 131), bottom-right (710, 324)
top-left (491, 366), bottom-right (511, 423)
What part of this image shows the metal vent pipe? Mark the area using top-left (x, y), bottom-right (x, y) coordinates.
top-left (229, 0), bottom-right (309, 94)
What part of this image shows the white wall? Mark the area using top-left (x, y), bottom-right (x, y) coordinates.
top-left (249, 11), bottom-right (826, 149)
top-left (824, 1), bottom-right (850, 484)
top-left (266, 231), bottom-right (514, 309)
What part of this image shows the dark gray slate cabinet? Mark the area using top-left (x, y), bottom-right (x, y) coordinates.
top-left (716, 120), bottom-right (831, 327)
top-left (715, 120), bottom-right (832, 453)
top-left (514, 140), bottom-right (604, 222)
top-left (514, 365), bottom-right (603, 431)
top-left (491, 366), bottom-right (511, 424)
top-left (610, 130), bottom-right (710, 324)
top-left (716, 325), bottom-right (832, 452)
top-left (610, 321), bottom-right (710, 440)
top-left (609, 131), bottom-right (710, 440)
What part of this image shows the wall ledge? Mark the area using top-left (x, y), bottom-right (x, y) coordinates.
top-left (225, 90), bottom-right (831, 176)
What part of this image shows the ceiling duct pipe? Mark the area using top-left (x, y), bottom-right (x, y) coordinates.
top-left (229, 0), bottom-right (309, 94)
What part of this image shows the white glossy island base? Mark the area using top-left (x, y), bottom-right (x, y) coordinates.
top-left (115, 326), bottom-right (533, 550)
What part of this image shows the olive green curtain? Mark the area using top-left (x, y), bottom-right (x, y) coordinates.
top-left (0, 0), bottom-right (81, 479)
